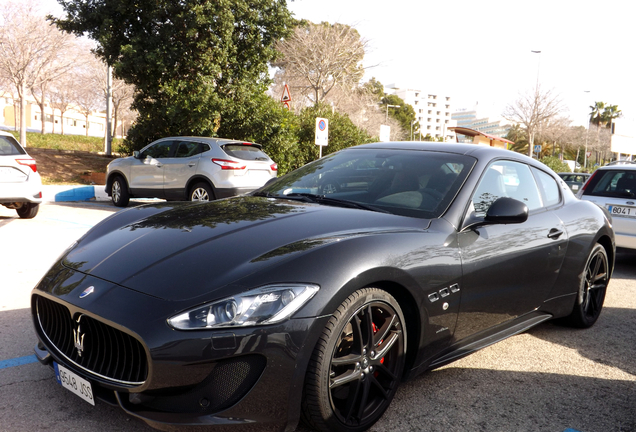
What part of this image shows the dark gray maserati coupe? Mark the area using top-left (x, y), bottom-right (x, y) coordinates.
top-left (31, 142), bottom-right (614, 432)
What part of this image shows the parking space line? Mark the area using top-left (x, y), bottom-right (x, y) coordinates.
top-left (41, 217), bottom-right (95, 228)
top-left (0, 355), bottom-right (38, 370)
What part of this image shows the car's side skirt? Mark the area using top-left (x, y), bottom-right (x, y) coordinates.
top-left (424, 312), bottom-right (553, 373)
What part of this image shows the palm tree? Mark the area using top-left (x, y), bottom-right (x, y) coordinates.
top-left (589, 101), bottom-right (606, 159)
top-left (602, 104), bottom-right (622, 133)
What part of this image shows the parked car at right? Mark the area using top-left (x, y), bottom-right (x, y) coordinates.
top-left (578, 161), bottom-right (636, 249)
top-left (0, 130), bottom-right (42, 218)
top-left (557, 172), bottom-right (591, 194)
top-left (106, 137), bottom-right (277, 207)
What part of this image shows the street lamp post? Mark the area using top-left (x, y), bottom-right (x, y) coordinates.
top-left (386, 104), bottom-right (400, 122)
top-left (584, 90), bottom-right (591, 170)
top-left (529, 50), bottom-right (541, 158)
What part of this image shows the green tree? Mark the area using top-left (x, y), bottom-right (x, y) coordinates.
top-left (217, 94), bottom-right (299, 175)
top-left (380, 94), bottom-right (418, 138)
top-left (540, 156), bottom-right (569, 173)
top-left (293, 103), bottom-right (373, 170)
top-left (51, 0), bottom-right (294, 151)
top-left (360, 77), bottom-right (384, 103)
top-left (505, 124), bottom-right (528, 154)
top-left (602, 104), bottom-right (621, 133)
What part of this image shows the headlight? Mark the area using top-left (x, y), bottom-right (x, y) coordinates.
top-left (167, 284), bottom-right (319, 330)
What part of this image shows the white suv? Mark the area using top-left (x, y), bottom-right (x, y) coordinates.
top-left (105, 137), bottom-right (277, 207)
top-left (0, 131), bottom-right (42, 218)
top-left (578, 161), bottom-right (636, 250)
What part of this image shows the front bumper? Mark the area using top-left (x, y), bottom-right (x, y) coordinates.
top-left (31, 267), bottom-right (328, 431)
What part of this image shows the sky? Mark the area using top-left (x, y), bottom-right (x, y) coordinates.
top-left (38, 0), bottom-right (636, 131)
top-left (287, 0), bottom-right (636, 130)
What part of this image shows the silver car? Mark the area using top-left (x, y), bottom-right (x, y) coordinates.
top-left (105, 137), bottom-right (277, 207)
top-left (578, 161), bottom-right (636, 250)
top-left (0, 131), bottom-right (42, 218)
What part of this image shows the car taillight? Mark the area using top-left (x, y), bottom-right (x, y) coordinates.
top-left (212, 158), bottom-right (246, 170)
top-left (270, 163), bottom-right (278, 172)
top-left (579, 170), bottom-right (599, 194)
top-left (16, 158), bottom-right (37, 172)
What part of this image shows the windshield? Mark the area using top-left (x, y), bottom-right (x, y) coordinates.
top-left (256, 148), bottom-right (476, 218)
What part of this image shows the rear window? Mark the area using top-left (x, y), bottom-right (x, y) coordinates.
top-left (222, 144), bottom-right (270, 161)
top-left (584, 169), bottom-right (636, 198)
top-left (0, 135), bottom-right (26, 155)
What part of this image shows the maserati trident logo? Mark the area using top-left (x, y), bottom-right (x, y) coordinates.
top-left (73, 315), bottom-right (86, 357)
top-left (79, 286), bottom-right (95, 299)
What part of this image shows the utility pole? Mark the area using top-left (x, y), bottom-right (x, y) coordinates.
top-left (104, 65), bottom-right (113, 156)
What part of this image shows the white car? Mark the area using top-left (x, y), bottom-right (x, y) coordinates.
top-left (0, 131), bottom-right (42, 218)
top-left (105, 137), bottom-right (277, 207)
top-left (578, 161), bottom-right (636, 250)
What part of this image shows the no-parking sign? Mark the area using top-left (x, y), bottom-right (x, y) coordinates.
top-left (315, 118), bottom-right (329, 146)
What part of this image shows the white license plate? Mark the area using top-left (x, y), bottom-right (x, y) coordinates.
top-left (608, 205), bottom-right (636, 219)
top-left (54, 362), bottom-right (95, 406)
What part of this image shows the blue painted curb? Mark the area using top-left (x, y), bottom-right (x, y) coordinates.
top-left (0, 355), bottom-right (39, 370)
top-left (54, 185), bottom-right (95, 202)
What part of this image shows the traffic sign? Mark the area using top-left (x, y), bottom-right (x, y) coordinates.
top-left (315, 118), bottom-right (328, 146)
top-left (534, 145), bottom-right (542, 153)
top-left (281, 84), bottom-right (291, 103)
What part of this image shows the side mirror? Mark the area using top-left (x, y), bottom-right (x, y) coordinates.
top-left (462, 197), bottom-right (528, 232)
top-left (485, 197), bottom-right (528, 224)
top-left (133, 151), bottom-right (141, 159)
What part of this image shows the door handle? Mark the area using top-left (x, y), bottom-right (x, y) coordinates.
top-left (156, 163), bottom-right (163, 168)
top-left (547, 228), bottom-right (564, 239)
top-left (188, 162), bottom-right (196, 167)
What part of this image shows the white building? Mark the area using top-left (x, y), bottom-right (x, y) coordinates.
top-left (451, 108), bottom-right (511, 143)
top-left (0, 91), bottom-right (127, 138)
top-left (386, 84), bottom-right (456, 142)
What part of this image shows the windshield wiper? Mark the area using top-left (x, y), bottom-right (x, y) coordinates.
top-left (283, 193), bottom-right (389, 213)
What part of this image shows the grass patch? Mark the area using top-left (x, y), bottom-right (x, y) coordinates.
top-left (6, 130), bottom-right (124, 153)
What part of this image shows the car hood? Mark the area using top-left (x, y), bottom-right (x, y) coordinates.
top-left (63, 196), bottom-right (427, 301)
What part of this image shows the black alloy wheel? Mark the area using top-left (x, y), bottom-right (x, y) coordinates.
top-left (302, 288), bottom-right (406, 432)
top-left (563, 243), bottom-right (609, 328)
top-left (111, 176), bottom-right (130, 207)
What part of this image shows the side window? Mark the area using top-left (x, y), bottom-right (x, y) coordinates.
top-left (532, 168), bottom-right (561, 207)
top-left (175, 141), bottom-right (200, 158)
top-left (140, 141), bottom-right (173, 159)
top-left (473, 161), bottom-right (542, 216)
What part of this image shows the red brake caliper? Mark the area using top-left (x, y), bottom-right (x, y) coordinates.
top-left (372, 322), bottom-right (384, 376)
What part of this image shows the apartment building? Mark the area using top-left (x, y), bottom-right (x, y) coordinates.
top-left (386, 84), bottom-right (456, 142)
top-left (451, 109), bottom-right (510, 143)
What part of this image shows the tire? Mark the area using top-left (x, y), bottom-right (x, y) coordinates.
top-left (111, 176), bottom-right (130, 207)
top-left (562, 243), bottom-right (609, 328)
top-left (16, 202), bottom-right (39, 219)
top-left (189, 182), bottom-right (214, 201)
top-left (302, 288), bottom-right (406, 432)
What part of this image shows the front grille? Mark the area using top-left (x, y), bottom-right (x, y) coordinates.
top-left (35, 295), bottom-right (148, 385)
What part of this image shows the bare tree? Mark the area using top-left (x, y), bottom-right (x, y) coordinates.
top-left (49, 75), bottom-right (77, 135)
top-left (503, 85), bottom-right (564, 157)
top-left (82, 54), bottom-right (135, 138)
top-left (273, 22), bottom-right (366, 107)
top-left (539, 117), bottom-right (572, 157)
top-left (72, 66), bottom-right (103, 137)
top-left (0, 0), bottom-right (76, 145)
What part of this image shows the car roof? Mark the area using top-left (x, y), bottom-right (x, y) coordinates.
top-left (353, 141), bottom-right (548, 168)
top-left (597, 163), bottom-right (636, 171)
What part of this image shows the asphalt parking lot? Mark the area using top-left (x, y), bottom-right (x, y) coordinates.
top-left (1, 202), bottom-right (635, 432)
